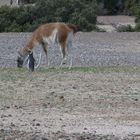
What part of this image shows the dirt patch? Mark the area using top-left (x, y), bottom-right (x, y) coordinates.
top-left (0, 68), bottom-right (140, 139)
top-left (97, 16), bottom-right (135, 25)
top-left (97, 16), bottom-right (136, 32)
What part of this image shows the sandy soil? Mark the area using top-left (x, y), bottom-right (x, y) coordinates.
top-left (0, 68), bottom-right (140, 139)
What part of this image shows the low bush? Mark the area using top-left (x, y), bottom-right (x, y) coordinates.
top-left (0, 0), bottom-right (97, 32)
top-left (116, 25), bottom-right (135, 32)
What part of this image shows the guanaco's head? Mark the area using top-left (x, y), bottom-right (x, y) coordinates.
top-left (17, 49), bottom-right (30, 68)
top-left (67, 23), bottom-right (80, 34)
top-left (17, 52), bottom-right (24, 68)
top-left (17, 55), bottom-right (24, 68)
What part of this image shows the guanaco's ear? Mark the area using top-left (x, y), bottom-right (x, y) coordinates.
top-left (76, 25), bottom-right (80, 32)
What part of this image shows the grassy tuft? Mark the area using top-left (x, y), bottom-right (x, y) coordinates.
top-left (0, 66), bottom-right (140, 82)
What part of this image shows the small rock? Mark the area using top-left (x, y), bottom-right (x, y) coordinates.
top-left (60, 96), bottom-right (64, 100)
top-left (42, 103), bottom-right (47, 108)
top-left (84, 127), bottom-right (88, 130)
top-left (134, 98), bottom-right (138, 101)
top-left (36, 123), bottom-right (41, 126)
top-left (72, 86), bottom-right (77, 89)
top-left (6, 106), bottom-right (10, 109)
top-left (8, 114), bottom-right (12, 117)
top-left (42, 138), bottom-right (48, 140)
top-left (11, 122), bottom-right (16, 127)
top-left (51, 91), bottom-right (55, 94)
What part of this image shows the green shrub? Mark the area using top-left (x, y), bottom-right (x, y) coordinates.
top-left (135, 23), bottom-right (140, 31)
top-left (133, 2), bottom-right (140, 31)
top-left (0, 0), bottom-right (97, 32)
top-left (116, 25), bottom-right (135, 32)
top-left (0, 6), bottom-right (12, 32)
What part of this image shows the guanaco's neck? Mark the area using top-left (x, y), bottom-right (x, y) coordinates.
top-left (20, 39), bottom-right (34, 57)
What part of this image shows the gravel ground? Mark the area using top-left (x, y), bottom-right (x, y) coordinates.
top-left (0, 32), bottom-right (140, 68)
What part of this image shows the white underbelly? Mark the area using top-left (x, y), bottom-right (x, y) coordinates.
top-left (43, 29), bottom-right (58, 46)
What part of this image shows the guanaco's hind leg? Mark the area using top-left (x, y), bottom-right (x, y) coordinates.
top-left (60, 40), bottom-right (72, 69)
top-left (41, 43), bottom-right (50, 67)
top-left (59, 42), bottom-right (66, 67)
top-left (59, 41), bottom-right (73, 69)
top-left (67, 40), bottom-right (73, 69)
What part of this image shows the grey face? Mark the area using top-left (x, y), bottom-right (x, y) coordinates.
top-left (17, 56), bottom-right (24, 68)
top-left (17, 51), bottom-right (35, 71)
top-left (17, 51), bottom-right (28, 68)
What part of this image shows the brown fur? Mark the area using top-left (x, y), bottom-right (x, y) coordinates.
top-left (21, 23), bottom-right (78, 56)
